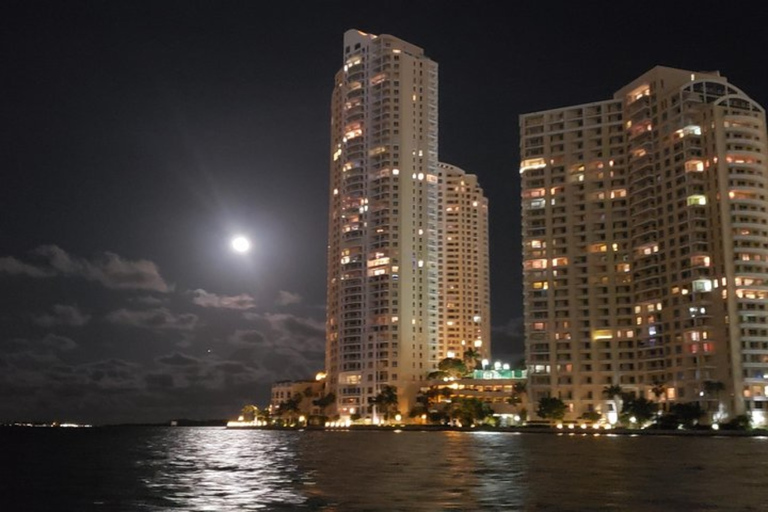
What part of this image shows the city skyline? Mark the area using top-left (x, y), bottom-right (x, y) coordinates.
top-left (2, 1), bottom-right (768, 423)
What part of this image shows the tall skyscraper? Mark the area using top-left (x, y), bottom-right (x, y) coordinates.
top-left (439, 163), bottom-right (491, 363)
top-left (326, 30), bottom-right (490, 420)
top-left (520, 66), bottom-right (768, 426)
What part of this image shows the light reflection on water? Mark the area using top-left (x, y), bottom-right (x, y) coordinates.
top-left (4, 428), bottom-right (768, 511)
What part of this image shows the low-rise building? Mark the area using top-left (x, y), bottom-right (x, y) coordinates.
top-left (421, 368), bottom-right (528, 425)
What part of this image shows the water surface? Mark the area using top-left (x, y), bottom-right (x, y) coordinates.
top-left (2, 428), bottom-right (767, 510)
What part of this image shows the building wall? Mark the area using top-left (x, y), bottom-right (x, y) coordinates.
top-left (270, 380), bottom-right (325, 417)
top-left (327, 30), bottom-right (440, 419)
top-left (438, 163), bottom-right (491, 362)
top-left (520, 66), bottom-right (768, 425)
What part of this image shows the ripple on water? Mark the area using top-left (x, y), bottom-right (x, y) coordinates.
top-left (3, 428), bottom-right (768, 511)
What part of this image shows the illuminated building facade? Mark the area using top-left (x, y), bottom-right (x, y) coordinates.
top-left (270, 379), bottom-right (325, 418)
top-left (439, 163), bottom-right (491, 362)
top-left (326, 30), bottom-right (490, 420)
top-left (520, 66), bottom-right (768, 425)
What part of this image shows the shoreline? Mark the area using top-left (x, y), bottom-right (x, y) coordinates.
top-left (224, 423), bottom-right (768, 437)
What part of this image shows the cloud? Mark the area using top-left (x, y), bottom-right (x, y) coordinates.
top-left (40, 334), bottom-right (78, 351)
top-left (275, 290), bottom-right (302, 306)
top-left (0, 245), bottom-right (170, 292)
top-left (0, 335), bottom-right (78, 358)
top-left (0, 256), bottom-right (54, 277)
top-left (34, 304), bottom-right (91, 327)
top-left (230, 330), bottom-right (267, 345)
top-left (132, 295), bottom-right (167, 306)
top-left (107, 308), bottom-right (198, 331)
top-left (157, 353), bottom-right (199, 366)
top-left (145, 373), bottom-right (175, 389)
top-left (190, 289), bottom-right (256, 310)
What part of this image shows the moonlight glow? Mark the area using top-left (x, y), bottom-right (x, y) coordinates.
top-left (231, 236), bottom-right (251, 253)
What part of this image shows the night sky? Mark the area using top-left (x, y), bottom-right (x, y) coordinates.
top-left (2, 1), bottom-right (767, 424)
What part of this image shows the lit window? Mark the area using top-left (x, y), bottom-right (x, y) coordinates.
top-left (520, 158), bottom-right (547, 173)
top-left (523, 188), bottom-right (546, 199)
top-left (692, 279), bottom-right (713, 293)
top-left (524, 259), bottom-right (548, 270)
top-left (592, 330), bottom-right (613, 341)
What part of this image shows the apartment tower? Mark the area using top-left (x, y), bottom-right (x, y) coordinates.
top-left (439, 163), bottom-right (491, 363)
top-left (326, 30), bottom-right (490, 420)
top-left (520, 66), bottom-right (768, 425)
top-left (326, 30), bottom-right (440, 420)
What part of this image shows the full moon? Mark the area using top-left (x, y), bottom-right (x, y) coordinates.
top-left (231, 236), bottom-right (251, 253)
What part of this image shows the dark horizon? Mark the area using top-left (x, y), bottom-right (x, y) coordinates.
top-left (2, 0), bottom-right (767, 423)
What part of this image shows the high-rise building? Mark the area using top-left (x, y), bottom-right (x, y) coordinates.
top-left (439, 163), bottom-right (491, 363)
top-left (326, 30), bottom-right (490, 421)
top-left (520, 66), bottom-right (768, 426)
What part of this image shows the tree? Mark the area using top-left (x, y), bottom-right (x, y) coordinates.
top-left (437, 357), bottom-right (468, 379)
top-left (703, 380), bottom-right (725, 412)
top-left (580, 411), bottom-right (602, 422)
top-left (536, 397), bottom-right (567, 421)
top-left (277, 394), bottom-right (303, 424)
top-left (312, 392), bottom-right (336, 415)
top-left (621, 396), bottom-right (658, 426)
top-left (409, 392), bottom-right (430, 419)
top-left (669, 402), bottom-right (704, 428)
top-left (651, 381), bottom-right (666, 401)
top-left (451, 397), bottom-right (492, 427)
top-left (656, 402), bottom-right (704, 429)
top-left (462, 348), bottom-right (482, 372)
top-left (373, 385), bottom-right (399, 421)
top-left (240, 404), bottom-right (259, 422)
top-left (603, 384), bottom-right (624, 418)
top-left (507, 381), bottom-right (526, 406)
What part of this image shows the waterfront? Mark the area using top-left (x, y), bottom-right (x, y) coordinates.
top-left (2, 428), bottom-right (768, 511)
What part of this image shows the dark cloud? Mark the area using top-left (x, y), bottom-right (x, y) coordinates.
top-left (190, 289), bottom-right (256, 310)
top-left (145, 373), bottom-right (175, 389)
top-left (157, 353), bottom-right (199, 366)
top-left (40, 334), bottom-right (78, 352)
top-left (131, 295), bottom-right (167, 306)
top-left (0, 245), bottom-right (170, 292)
top-left (0, 256), bottom-right (54, 277)
top-left (1, 334), bottom-right (78, 355)
top-left (230, 330), bottom-right (267, 345)
top-left (106, 307), bottom-right (198, 331)
top-left (216, 362), bottom-right (247, 373)
top-left (33, 304), bottom-right (91, 327)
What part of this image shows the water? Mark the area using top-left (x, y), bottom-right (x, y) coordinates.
top-left (2, 428), bottom-right (768, 511)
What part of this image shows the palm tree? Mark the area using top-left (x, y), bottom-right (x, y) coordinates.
top-left (240, 404), bottom-right (259, 422)
top-left (603, 384), bottom-right (623, 421)
top-left (312, 392), bottom-right (336, 416)
top-left (651, 381), bottom-right (667, 413)
top-left (462, 348), bottom-right (482, 372)
top-left (278, 395), bottom-right (302, 425)
top-left (508, 381), bottom-right (526, 407)
top-left (703, 380), bottom-right (725, 416)
top-left (373, 385), bottom-right (399, 421)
